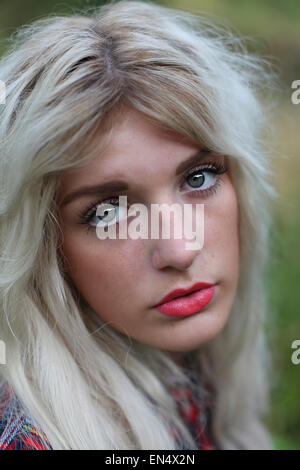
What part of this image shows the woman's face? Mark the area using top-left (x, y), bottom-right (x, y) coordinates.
top-left (58, 108), bottom-right (239, 353)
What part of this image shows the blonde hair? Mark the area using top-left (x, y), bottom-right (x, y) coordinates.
top-left (0, 0), bottom-right (277, 449)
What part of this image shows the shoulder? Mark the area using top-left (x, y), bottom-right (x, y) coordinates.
top-left (0, 383), bottom-right (52, 450)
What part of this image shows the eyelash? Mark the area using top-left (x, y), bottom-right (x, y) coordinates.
top-left (77, 159), bottom-right (228, 234)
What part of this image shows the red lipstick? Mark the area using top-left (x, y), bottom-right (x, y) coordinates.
top-left (154, 282), bottom-right (215, 317)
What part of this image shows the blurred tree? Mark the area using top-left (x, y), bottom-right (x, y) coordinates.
top-left (0, 0), bottom-right (104, 37)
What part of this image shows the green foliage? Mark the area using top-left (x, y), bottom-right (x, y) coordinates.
top-left (273, 434), bottom-right (300, 450)
top-left (265, 206), bottom-right (300, 446)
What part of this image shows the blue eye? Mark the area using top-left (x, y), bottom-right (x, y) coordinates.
top-left (182, 164), bottom-right (227, 195)
top-left (180, 160), bottom-right (227, 195)
top-left (77, 159), bottom-right (228, 234)
top-left (77, 197), bottom-right (128, 234)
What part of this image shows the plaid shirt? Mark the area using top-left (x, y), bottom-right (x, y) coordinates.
top-left (0, 383), bottom-right (52, 450)
top-left (0, 369), bottom-right (217, 450)
top-left (164, 362), bottom-right (217, 450)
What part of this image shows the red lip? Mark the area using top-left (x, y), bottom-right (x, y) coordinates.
top-left (154, 282), bottom-right (215, 307)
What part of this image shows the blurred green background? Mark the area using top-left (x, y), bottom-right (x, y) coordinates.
top-left (0, 0), bottom-right (299, 450)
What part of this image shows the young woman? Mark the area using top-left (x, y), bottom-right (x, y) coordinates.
top-left (0, 0), bottom-right (277, 450)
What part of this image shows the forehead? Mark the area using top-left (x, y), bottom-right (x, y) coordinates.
top-left (60, 108), bottom-right (200, 185)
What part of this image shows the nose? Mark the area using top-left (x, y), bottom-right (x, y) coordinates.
top-left (150, 206), bottom-right (202, 271)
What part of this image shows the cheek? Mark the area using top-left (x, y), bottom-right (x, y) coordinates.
top-left (204, 179), bottom-right (239, 278)
top-left (60, 230), bottom-right (143, 304)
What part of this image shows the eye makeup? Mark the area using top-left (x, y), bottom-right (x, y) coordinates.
top-left (76, 157), bottom-right (228, 234)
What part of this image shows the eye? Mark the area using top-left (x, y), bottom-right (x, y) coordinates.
top-left (180, 160), bottom-right (227, 196)
top-left (77, 158), bottom-right (228, 235)
top-left (77, 197), bottom-right (128, 234)
top-left (96, 201), bottom-right (127, 228)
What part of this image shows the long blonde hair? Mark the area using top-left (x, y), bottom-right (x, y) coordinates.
top-left (0, 0), bottom-right (277, 449)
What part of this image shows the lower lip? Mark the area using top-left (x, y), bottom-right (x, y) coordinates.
top-left (155, 286), bottom-right (215, 317)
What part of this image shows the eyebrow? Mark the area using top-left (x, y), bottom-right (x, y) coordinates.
top-left (60, 148), bottom-right (212, 207)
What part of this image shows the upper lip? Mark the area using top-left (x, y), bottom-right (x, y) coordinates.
top-left (154, 282), bottom-right (214, 307)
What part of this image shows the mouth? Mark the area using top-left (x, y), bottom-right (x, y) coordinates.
top-left (154, 282), bottom-right (215, 306)
top-left (153, 282), bottom-right (216, 318)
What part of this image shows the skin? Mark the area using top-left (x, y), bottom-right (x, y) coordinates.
top-left (57, 108), bottom-right (240, 359)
